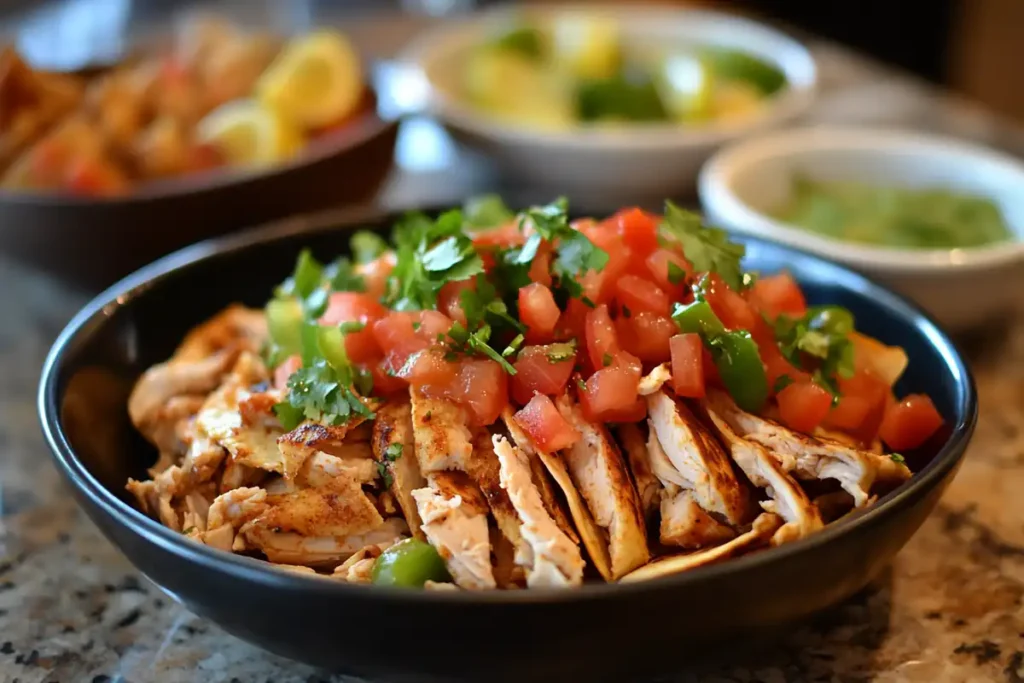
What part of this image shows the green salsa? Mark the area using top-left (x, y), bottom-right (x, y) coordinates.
top-left (773, 176), bottom-right (1014, 249)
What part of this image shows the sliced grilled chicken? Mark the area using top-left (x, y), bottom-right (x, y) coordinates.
top-left (409, 389), bottom-right (474, 473)
top-left (466, 429), bottom-right (524, 558)
top-left (241, 517), bottom-right (408, 567)
top-left (173, 304), bottom-right (266, 361)
top-left (372, 401), bottom-right (425, 539)
top-left (277, 413), bottom-right (374, 476)
top-left (615, 423), bottom-right (660, 523)
top-left (700, 398), bottom-right (823, 545)
top-left (705, 389), bottom-right (910, 506)
top-left (493, 435), bottom-right (584, 588)
top-left (256, 471), bottom-right (383, 539)
top-left (127, 464), bottom-right (186, 530)
top-left (298, 451), bottom-right (378, 487)
top-left (555, 394), bottom-right (650, 580)
top-left (412, 471), bottom-right (496, 590)
top-left (646, 389), bottom-right (755, 526)
top-left (637, 363), bottom-right (672, 396)
top-left (659, 490), bottom-right (736, 548)
top-left (500, 408), bottom-right (579, 545)
top-left (645, 425), bottom-right (738, 548)
top-left (620, 512), bottom-right (782, 583)
top-left (201, 486), bottom-right (269, 551)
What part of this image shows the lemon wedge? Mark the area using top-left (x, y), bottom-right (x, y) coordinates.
top-left (256, 29), bottom-right (364, 130)
top-left (197, 99), bottom-right (304, 168)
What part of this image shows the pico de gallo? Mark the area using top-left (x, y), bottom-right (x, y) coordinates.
top-left (264, 196), bottom-right (944, 455)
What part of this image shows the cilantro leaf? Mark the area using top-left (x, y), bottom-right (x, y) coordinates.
top-left (274, 359), bottom-right (373, 431)
top-left (546, 340), bottom-right (577, 363)
top-left (376, 461), bottom-right (394, 488)
top-left (464, 194), bottom-right (514, 229)
top-left (516, 198), bottom-right (608, 301)
top-left (661, 201), bottom-right (745, 290)
top-left (324, 257), bottom-right (366, 293)
top-left (350, 231), bottom-right (388, 264)
top-left (889, 453), bottom-right (906, 464)
top-left (773, 374), bottom-right (795, 393)
top-left (772, 305), bottom-right (856, 398)
top-left (384, 443), bottom-right (403, 461)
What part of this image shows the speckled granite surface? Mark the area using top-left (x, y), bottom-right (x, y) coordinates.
top-left (3, 4), bottom-right (1024, 682)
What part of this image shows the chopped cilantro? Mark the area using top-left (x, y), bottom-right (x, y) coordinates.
top-left (463, 194), bottom-right (514, 228)
top-left (277, 249), bottom-right (323, 299)
top-left (384, 443), bottom-right (403, 461)
top-left (273, 358), bottom-right (373, 431)
top-left (502, 333), bottom-right (525, 358)
top-left (350, 230), bottom-right (388, 264)
top-left (660, 201), bottom-right (745, 291)
top-left (338, 321), bottom-right (366, 334)
top-left (889, 453), bottom-right (906, 464)
top-left (621, 305), bottom-right (632, 319)
top-left (772, 306), bottom-right (856, 399)
top-left (546, 340), bottom-right (577, 363)
top-left (376, 461), bottom-right (394, 488)
top-left (447, 321), bottom-right (517, 374)
top-left (602, 352), bottom-right (613, 367)
top-left (325, 257), bottom-right (366, 293)
top-left (182, 526), bottom-right (196, 535)
top-left (741, 271), bottom-right (759, 290)
top-left (576, 377), bottom-right (587, 391)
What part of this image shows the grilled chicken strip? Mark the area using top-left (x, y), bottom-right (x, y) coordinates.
top-left (493, 435), bottom-right (585, 587)
top-left (555, 394), bottom-right (650, 580)
top-left (373, 401), bottom-right (426, 539)
top-left (615, 423), bottom-right (660, 523)
top-left (412, 472), bottom-right (496, 590)
top-left (620, 512), bottom-right (782, 583)
top-left (646, 389), bottom-right (755, 526)
top-left (705, 389), bottom-right (911, 506)
top-left (201, 486), bottom-right (269, 551)
top-left (241, 518), bottom-right (408, 567)
top-left (645, 425), bottom-right (737, 547)
top-left (700, 399), bottom-right (823, 545)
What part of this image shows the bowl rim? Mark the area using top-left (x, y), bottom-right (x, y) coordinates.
top-left (0, 91), bottom-right (399, 208)
top-left (38, 203), bottom-right (977, 606)
top-left (698, 125), bottom-right (1024, 273)
top-left (397, 2), bottom-right (818, 150)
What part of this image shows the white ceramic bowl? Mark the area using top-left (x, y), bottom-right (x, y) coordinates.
top-left (400, 3), bottom-right (817, 207)
top-left (698, 126), bottom-right (1024, 330)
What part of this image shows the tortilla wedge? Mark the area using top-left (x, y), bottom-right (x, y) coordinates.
top-left (619, 512), bottom-right (782, 583)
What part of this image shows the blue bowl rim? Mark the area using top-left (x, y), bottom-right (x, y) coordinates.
top-left (37, 202), bottom-right (978, 606)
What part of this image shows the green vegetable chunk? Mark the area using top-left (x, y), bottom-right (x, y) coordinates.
top-left (702, 48), bottom-right (786, 95)
top-left (266, 298), bottom-right (305, 358)
top-left (671, 299), bottom-right (726, 336)
top-left (708, 331), bottom-right (768, 413)
top-left (576, 72), bottom-right (668, 122)
top-left (371, 538), bottom-right (452, 588)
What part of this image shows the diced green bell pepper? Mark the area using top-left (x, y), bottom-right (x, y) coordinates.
top-left (707, 331), bottom-right (768, 413)
top-left (266, 298), bottom-right (304, 358)
top-left (672, 299), bottom-right (727, 336)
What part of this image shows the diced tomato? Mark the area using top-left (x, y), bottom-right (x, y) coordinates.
top-left (702, 346), bottom-right (722, 387)
top-left (454, 358), bottom-right (509, 426)
top-left (396, 348), bottom-right (459, 386)
top-left (372, 310), bottom-right (453, 363)
top-left (702, 273), bottom-right (758, 331)
top-left (321, 292), bottom-right (388, 363)
top-left (759, 342), bottom-right (809, 394)
top-left (519, 283), bottom-right (561, 343)
top-left (878, 394), bottom-right (944, 451)
top-left (645, 248), bottom-right (690, 301)
top-left (747, 272), bottom-right (807, 320)
top-left (510, 345), bottom-right (576, 405)
top-left (438, 279), bottom-right (475, 326)
top-left (578, 361), bottom-right (641, 422)
top-left (366, 358), bottom-right (407, 395)
top-left (555, 298), bottom-right (589, 342)
top-left (273, 355), bottom-right (302, 390)
top-left (608, 207), bottom-right (659, 257)
top-left (580, 222), bottom-right (631, 304)
top-left (670, 333), bottom-right (705, 398)
top-left (614, 275), bottom-right (671, 317)
top-left (616, 312), bottom-right (675, 363)
top-left (527, 243), bottom-right (553, 288)
top-left (359, 253), bottom-right (395, 300)
top-left (826, 369), bottom-right (890, 439)
top-left (776, 381), bottom-right (833, 433)
top-left (585, 304), bottom-right (620, 371)
top-left (514, 393), bottom-right (581, 452)
top-left (598, 397), bottom-right (647, 423)
top-left (186, 142), bottom-right (225, 173)
top-left (471, 221), bottom-right (524, 249)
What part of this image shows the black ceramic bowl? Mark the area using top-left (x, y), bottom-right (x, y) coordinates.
top-left (0, 94), bottom-right (398, 291)
top-left (38, 206), bottom-right (976, 683)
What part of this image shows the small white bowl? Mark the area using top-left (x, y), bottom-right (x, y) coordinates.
top-left (400, 3), bottom-right (817, 206)
top-left (699, 126), bottom-right (1024, 330)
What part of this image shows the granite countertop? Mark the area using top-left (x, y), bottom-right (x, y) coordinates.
top-left (3, 4), bottom-right (1024, 683)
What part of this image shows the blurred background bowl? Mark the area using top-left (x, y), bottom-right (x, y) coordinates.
top-left (0, 67), bottom-right (398, 291)
top-left (401, 3), bottom-right (816, 210)
top-left (698, 126), bottom-right (1024, 330)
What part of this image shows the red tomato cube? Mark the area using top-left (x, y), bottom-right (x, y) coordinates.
top-left (514, 393), bottom-right (581, 452)
top-left (609, 207), bottom-right (659, 257)
top-left (614, 274), bottom-right (671, 317)
top-left (670, 333), bottom-right (705, 398)
top-left (748, 272), bottom-right (807, 320)
top-left (878, 394), bottom-right (944, 451)
top-left (585, 304), bottom-right (620, 371)
top-left (616, 312), bottom-right (675, 363)
top-left (510, 344), bottom-right (577, 405)
top-left (519, 283), bottom-right (561, 342)
top-left (776, 381), bottom-right (833, 433)
top-left (579, 362), bottom-right (641, 421)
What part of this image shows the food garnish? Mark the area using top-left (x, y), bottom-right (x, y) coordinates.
top-left (125, 196), bottom-right (943, 590)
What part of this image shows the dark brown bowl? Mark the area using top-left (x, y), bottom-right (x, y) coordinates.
top-left (38, 206), bottom-right (976, 683)
top-left (0, 103), bottom-right (398, 291)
